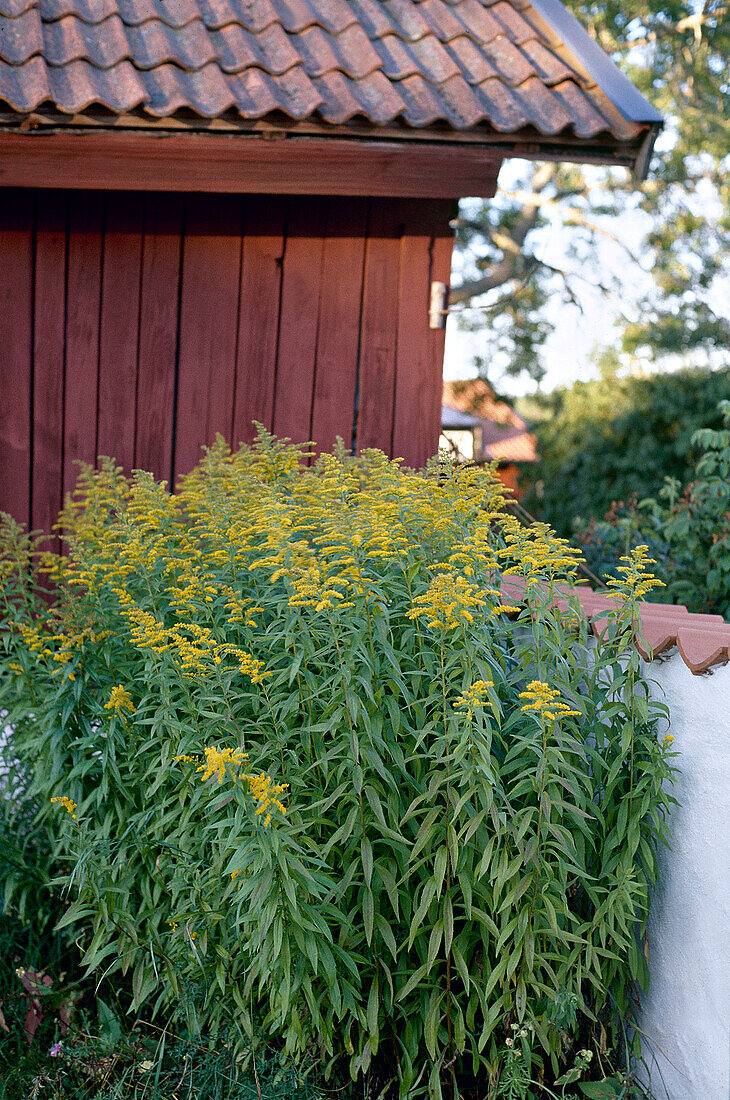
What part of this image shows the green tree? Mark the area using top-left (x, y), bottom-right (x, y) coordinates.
top-left (519, 364), bottom-right (730, 536)
top-left (572, 400), bottom-right (730, 617)
top-left (451, 0), bottom-right (729, 383)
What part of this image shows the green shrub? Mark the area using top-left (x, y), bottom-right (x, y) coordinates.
top-left (574, 400), bottom-right (730, 619)
top-left (520, 365), bottom-right (730, 539)
top-left (0, 432), bottom-right (675, 1098)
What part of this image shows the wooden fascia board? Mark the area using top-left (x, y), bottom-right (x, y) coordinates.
top-left (0, 130), bottom-right (503, 198)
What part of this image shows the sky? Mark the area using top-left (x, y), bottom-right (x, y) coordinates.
top-left (443, 159), bottom-right (656, 396)
top-left (444, 145), bottom-right (728, 398)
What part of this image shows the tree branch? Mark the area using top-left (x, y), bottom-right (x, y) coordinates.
top-left (451, 163), bottom-right (557, 304)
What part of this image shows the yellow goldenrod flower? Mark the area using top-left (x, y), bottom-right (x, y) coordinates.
top-left (190, 746), bottom-right (288, 826)
top-left (662, 734), bottom-right (675, 748)
top-left (50, 795), bottom-right (77, 819)
top-left (518, 681), bottom-right (581, 723)
top-left (105, 685), bottom-right (135, 713)
top-left (407, 572), bottom-right (489, 631)
top-left (235, 650), bottom-right (270, 684)
top-left (196, 745), bottom-right (249, 784)
top-left (455, 680), bottom-right (494, 719)
top-left (605, 544), bottom-right (666, 601)
top-left (499, 521), bottom-right (583, 580)
top-left (246, 772), bottom-right (289, 827)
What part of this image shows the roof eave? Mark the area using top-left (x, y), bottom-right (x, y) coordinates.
top-left (0, 109), bottom-right (657, 187)
top-left (528, 0), bottom-right (663, 178)
top-left (632, 123), bottom-right (662, 180)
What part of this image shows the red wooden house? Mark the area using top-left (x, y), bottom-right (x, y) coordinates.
top-left (0, 0), bottom-right (661, 534)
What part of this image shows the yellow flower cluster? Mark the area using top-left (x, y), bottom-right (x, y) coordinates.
top-left (183, 745), bottom-right (288, 827)
top-left (119, 595), bottom-right (271, 682)
top-left (124, 610), bottom-right (221, 675)
top-left (246, 772), bottom-right (289, 827)
top-left (105, 684), bottom-right (135, 713)
top-left (455, 679), bottom-right (494, 719)
top-left (234, 649), bottom-right (270, 683)
top-left (605, 545), bottom-right (666, 601)
top-left (51, 795), bottom-right (77, 819)
top-left (167, 572), bottom-right (218, 614)
top-left (197, 745), bottom-right (248, 784)
top-left (500, 520), bottom-right (583, 581)
top-left (519, 681), bottom-right (581, 723)
top-left (287, 562), bottom-right (353, 613)
top-left (14, 619), bottom-right (103, 682)
top-left (408, 572), bottom-right (489, 630)
top-left (223, 590), bottom-right (262, 628)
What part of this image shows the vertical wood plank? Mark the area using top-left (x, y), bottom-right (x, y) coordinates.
top-left (355, 199), bottom-right (405, 455)
top-left (310, 197), bottom-right (368, 455)
top-left (135, 193), bottom-right (183, 485)
top-left (97, 193), bottom-right (144, 474)
top-left (424, 202), bottom-right (456, 463)
top-left (33, 192), bottom-right (67, 543)
top-left (392, 200), bottom-right (454, 468)
top-left (174, 194), bottom-right (243, 481)
top-left (232, 194), bottom-right (285, 447)
top-left (0, 191), bottom-right (33, 528)
top-left (272, 197), bottom-right (327, 444)
top-left (64, 191), bottom-right (103, 504)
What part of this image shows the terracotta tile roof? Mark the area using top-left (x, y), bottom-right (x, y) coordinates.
top-left (502, 575), bottom-right (730, 676)
top-left (481, 427), bottom-right (537, 463)
top-left (442, 379), bottom-right (538, 464)
top-left (444, 378), bottom-right (524, 425)
top-left (0, 0), bottom-right (656, 146)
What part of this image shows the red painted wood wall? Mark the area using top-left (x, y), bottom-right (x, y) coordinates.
top-left (0, 189), bottom-right (453, 536)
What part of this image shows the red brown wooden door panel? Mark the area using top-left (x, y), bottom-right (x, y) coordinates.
top-left (135, 194), bottom-right (183, 481)
top-left (0, 190), bottom-right (33, 530)
top-left (64, 192), bottom-right (103, 503)
top-left (0, 191), bottom-right (454, 533)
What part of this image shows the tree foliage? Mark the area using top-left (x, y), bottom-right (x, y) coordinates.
top-left (573, 400), bottom-right (730, 619)
top-left (519, 365), bottom-right (730, 538)
top-left (452, 0), bottom-right (729, 382)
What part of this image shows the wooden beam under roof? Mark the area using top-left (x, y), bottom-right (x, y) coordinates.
top-left (0, 130), bottom-right (503, 198)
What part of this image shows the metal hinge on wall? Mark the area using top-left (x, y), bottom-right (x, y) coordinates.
top-left (429, 282), bottom-right (449, 329)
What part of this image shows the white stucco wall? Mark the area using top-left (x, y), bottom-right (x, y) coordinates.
top-left (638, 653), bottom-right (730, 1100)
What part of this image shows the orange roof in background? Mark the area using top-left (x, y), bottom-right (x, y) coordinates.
top-left (502, 574), bottom-right (730, 676)
top-left (0, 0), bottom-right (657, 164)
top-left (444, 378), bottom-right (525, 425)
top-left (443, 378), bottom-right (538, 464)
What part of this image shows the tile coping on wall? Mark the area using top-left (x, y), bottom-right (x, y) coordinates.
top-left (500, 574), bottom-right (730, 676)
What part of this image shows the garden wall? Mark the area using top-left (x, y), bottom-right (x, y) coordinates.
top-left (639, 653), bottom-right (730, 1100)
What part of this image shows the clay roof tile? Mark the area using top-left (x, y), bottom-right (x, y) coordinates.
top-left (416, 0), bottom-right (469, 41)
top-left (0, 0), bottom-right (37, 15)
top-left (0, 0), bottom-right (660, 160)
top-left (445, 33), bottom-right (501, 82)
top-left (501, 572), bottom-right (730, 676)
top-left (0, 9), bottom-right (43, 64)
top-left (292, 23), bottom-right (382, 80)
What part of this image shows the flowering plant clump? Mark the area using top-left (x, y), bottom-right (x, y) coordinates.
top-left (0, 430), bottom-right (675, 1098)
